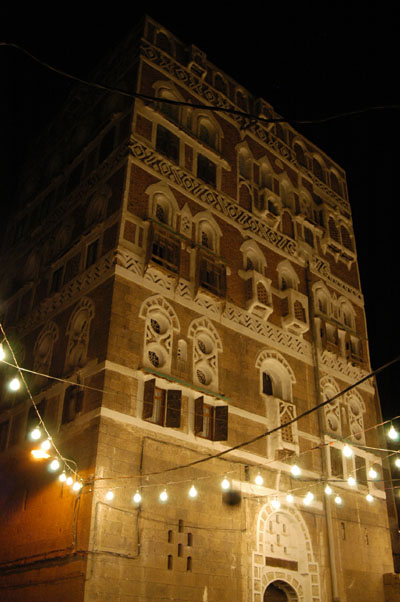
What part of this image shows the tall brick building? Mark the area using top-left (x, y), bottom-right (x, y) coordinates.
top-left (0, 16), bottom-right (397, 601)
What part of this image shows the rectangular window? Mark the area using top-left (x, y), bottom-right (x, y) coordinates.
top-left (198, 252), bottom-right (226, 298)
top-left (149, 228), bottom-right (180, 274)
top-left (330, 447), bottom-right (343, 479)
top-left (86, 239), bottom-right (99, 269)
top-left (355, 455), bottom-right (367, 486)
top-left (197, 154), bottom-right (216, 187)
top-left (62, 385), bottom-right (84, 424)
top-left (143, 379), bottom-right (181, 428)
top-left (50, 266), bottom-right (64, 294)
top-left (156, 125), bottom-right (179, 163)
top-left (194, 396), bottom-right (228, 441)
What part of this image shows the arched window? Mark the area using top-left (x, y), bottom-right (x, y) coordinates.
top-left (188, 318), bottom-right (222, 392)
top-left (140, 296), bottom-right (180, 374)
top-left (146, 183), bottom-right (180, 230)
top-left (340, 225), bottom-right (353, 251)
top-left (294, 142), bottom-right (307, 167)
top-left (156, 85), bottom-right (180, 123)
top-left (277, 260), bottom-right (299, 291)
top-left (214, 73), bottom-right (227, 95)
top-left (197, 117), bottom-right (217, 149)
top-left (328, 217), bottom-right (340, 242)
top-left (330, 170), bottom-right (342, 195)
top-left (65, 298), bottom-right (95, 373)
top-left (312, 156), bottom-right (325, 182)
top-left (236, 89), bottom-right (248, 111)
top-left (238, 147), bottom-right (252, 180)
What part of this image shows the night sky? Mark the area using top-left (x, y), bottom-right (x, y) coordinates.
top-left (2, 3), bottom-right (400, 419)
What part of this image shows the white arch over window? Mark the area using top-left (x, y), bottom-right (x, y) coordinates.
top-left (313, 282), bottom-right (331, 316)
top-left (345, 390), bottom-right (366, 444)
top-left (237, 144), bottom-right (253, 180)
top-left (240, 240), bottom-right (267, 273)
top-left (139, 295), bottom-right (180, 373)
top-left (338, 296), bottom-right (355, 329)
top-left (145, 182), bottom-right (180, 229)
top-left (320, 375), bottom-right (342, 437)
top-left (277, 260), bottom-right (299, 291)
top-left (33, 321), bottom-right (59, 386)
top-left (188, 317), bottom-right (222, 391)
top-left (193, 211), bottom-right (222, 253)
top-left (256, 350), bottom-right (295, 402)
top-left (153, 81), bottom-right (185, 124)
top-left (85, 183), bottom-right (111, 227)
top-left (65, 297), bottom-right (95, 372)
top-left (193, 112), bottom-right (223, 151)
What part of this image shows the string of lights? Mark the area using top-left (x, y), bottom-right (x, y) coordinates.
top-left (1, 319), bottom-right (400, 508)
top-left (2, 41), bottom-right (400, 126)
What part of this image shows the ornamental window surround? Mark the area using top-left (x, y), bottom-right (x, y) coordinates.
top-left (65, 297), bottom-right (95, 373)
top-left (188, 318), bottom-right (222, 393)
top-left (140, 296), bottom-right (180, 374)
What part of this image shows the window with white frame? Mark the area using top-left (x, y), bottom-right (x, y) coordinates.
top-left (139, 295), bottom-right (180, 374)
top-left (194, 396), bottom-right (228, 441)
top-left (65, 297), bottom-right (94, 373)
top-left (188, 318), bottom-right (222, 393)
top-left (142, 378), bottom-right (181, 428)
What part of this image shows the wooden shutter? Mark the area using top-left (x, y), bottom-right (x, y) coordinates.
top-left (143, 379), bottom-right (155, 420)
top-left (194, 397), bottom-right (204, 434)
top-left (213, 405), bottom-right (228, 441)
top-left (165, 390), bottom-right (181, 428)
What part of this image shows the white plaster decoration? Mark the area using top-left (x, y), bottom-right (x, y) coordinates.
top-left (139, 295), bottom-right (180, 373)
top-left (252, 503), bottom-right (320, 602)
top-left (85, 184), bottom-right (111, 227)
top-left (345, 391), bottom-right (366, 444)
top-left (179, 203), bottom-right (192, 237)
top-left (33, 321), bottom-right (59, 385)
top-left (145, 182), bottom-right (180, 229)
top-left (281, 289), bottom-right (309, 335)
top-left (243, 271), bottom-right (273, 320)
top-left (320, 375), bottom-right (342, 437)
top-left (277, 260), bottom-right (299, 291)
top-left (240, 240), bottom-right (267, 274)
top-left (65, 297), bottom-right (95, 372)
top-left (193, 210), bottom-right (222, 254)
top-left (188, 317), bottom-right (222, 391)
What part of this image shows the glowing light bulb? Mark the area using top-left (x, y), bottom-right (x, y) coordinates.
top-left (324, 485), bottom-right (333, 495)
top-left (73, 481), bottom-right (82, 492)
top-left (9, 378), bottom-right (20, 391)
top-left (221, 477), bottom-right (230, 490)
top-left (41, 439), bottom-right (51, 451)
top-left (347, 476), bottom-right (356, 487)
top-left (0, 344), bottom-right (5, 361)
top-left (105, 490), bottom-right (114, 501)
top-left (271, 498), bottom-right (281, 510)
top-left (159, 489), bottom-right (168, 502)
top-left (133, 491), bottom-right (142, 504)
top-left (303, 491), bottom-right (314, 505)
top-left (366, 493), bottom-right (374, 503)
top-left (49, 459), bottom-right (60, 471)
top-left (286, 494), bottom-right (294, 503)
top-left (30, 427), bottom-right (41, 440)
top-left (188, 485), bottom-right (198, 498)
top-left (66, 476), bottom-right (73, 486)
top-left (389, 425), bottom-right (398, 440)
top-left (291, 464), bottom-right (301, 477)
top-left (395, 458), bottom-right (400, 468)
top-left (31, 449), bottom-right (50, 459)
top-left (59, 472), bottom-right (67, 482)
top-left (368, 467), bottom-right (377, 479)
top-left (334, 495), bottom-right (342, 505)
top-left (343, 445), bottom-right (352, 457)
top-left (255, 473), bottom-right (264, 486)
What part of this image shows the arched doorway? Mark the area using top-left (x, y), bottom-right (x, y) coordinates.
top-left (264, 580), bottom-right (298, 601)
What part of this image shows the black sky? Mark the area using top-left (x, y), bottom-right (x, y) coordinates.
top-left (2, 3), bottom-right (400, 418)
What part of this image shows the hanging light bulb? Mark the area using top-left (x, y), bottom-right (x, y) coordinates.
top-left (395, 458), bottom-right (400, 468)
top-left (159, 489), bottom-right (168, 502)
top-left (286, 493), bottom-right (294, 503)
top-left (49, 459), bottom-right (60, 471)
top-left (105, 490), bottom-right (114, 501)
top-left (59, 472), bottom-right (67, 483)
top-left (334, 495), bottom-right (342, 505)
top-left (30, 427), bottom-right (41, 441)
top-left (324, 485), bottom-right (333, 495)
top-left (388, 424), bottom-right (398, 440)
top-left (0, 343), bottom-right (5, 361)
top-left (271, 498), bottom-right (281, 510)
top-left (133, 491), bottom-right (142, 504)
top-left (303, 491), bottom-right (314, 505)
top-left (66, 476), bottom-right (73, 486)
top-left (221, 477), bottom-right (230, 491)
top-left (41, 439), bottom-right (51, 451)
top-left (347, 476), bottom-right (356, 487)
top-left (8, 377), bottom-right (21, 391)
top-left (31, 449), bottom-right (50, 459)
top-left (343, 445), bottom-right (352, 457)
top-left (188, 485), bottom-right (198, 498)
top-left (366, 493), bottom-right (374, 503)
top-left (255, 473), bottom-right (264, 486)
top-left (291, 464), bottom-right (301, 477)
top-left (72, 481), bottom-right (82, 492)
top-left (368, 467), bottom-right (378, 479)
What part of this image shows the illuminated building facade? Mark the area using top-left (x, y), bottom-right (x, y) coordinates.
top-left (0, 16), bottom-right (398, 601)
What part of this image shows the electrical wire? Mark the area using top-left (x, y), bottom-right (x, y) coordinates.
top-left (2, 42), bottom-right (400, 126)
